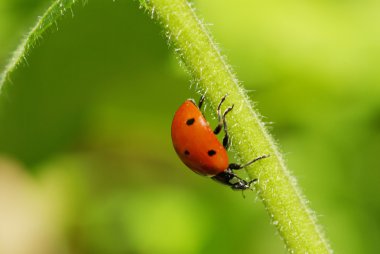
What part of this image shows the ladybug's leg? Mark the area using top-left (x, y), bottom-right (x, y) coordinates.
top-left (213, 95), bottom-right (234, 149)
top-left (218, 155), bottom-right (269, 190)
top-left (212, 170), bottom-right (257, 190)
top-left (228, 154), bottom-right (270, 170)
top-left (213, 95), bottom-right (227, 135)
top-left (198, 94), bottom-right (205, 109)
top-left (221, 105), bottom-right (234, 149)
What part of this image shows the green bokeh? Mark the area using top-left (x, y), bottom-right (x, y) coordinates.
top-left (0, 0), bottom-right (379, 253)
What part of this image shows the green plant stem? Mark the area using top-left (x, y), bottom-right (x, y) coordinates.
top-left (141, 0), bottom-right (332, 253)
top-left (0, 0), bottom-right (80, 92)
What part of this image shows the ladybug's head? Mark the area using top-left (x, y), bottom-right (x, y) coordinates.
top-left (231, 178), bottom-right (257, 191)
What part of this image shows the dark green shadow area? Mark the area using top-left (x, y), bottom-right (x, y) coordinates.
top-left (0, 0), bottom-right (187, 167)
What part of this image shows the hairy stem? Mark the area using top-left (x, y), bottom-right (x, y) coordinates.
top-left (0, 0), bottom-right (80, 92)
top-left (140, 0), bottom-right (332, 253)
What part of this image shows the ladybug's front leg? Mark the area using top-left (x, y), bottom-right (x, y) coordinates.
top-left (228, 154), bottom-right (270, 171)
top-left (211, 170), bottom-right (256, 191)
top-left (217, 154), bottom-right (269, 190)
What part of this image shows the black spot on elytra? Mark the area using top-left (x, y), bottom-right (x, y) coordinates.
top-left (184, 150), bottom-right (190, 156)
top-left (186, 118), bottom-right (195, 125)
top-left (208, 150), bottom-right (216, 156)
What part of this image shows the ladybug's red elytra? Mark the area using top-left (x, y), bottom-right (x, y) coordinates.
top-left (171, 95), bottom-right (269, 190)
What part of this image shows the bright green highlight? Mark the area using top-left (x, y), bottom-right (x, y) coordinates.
top-left (0, 0), bottom-right (80, 91)
top-left (141, 0), bottom-right (332, 253)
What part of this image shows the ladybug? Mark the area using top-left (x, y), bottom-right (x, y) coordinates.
top-left (171, 95), bottom-right (268, 190)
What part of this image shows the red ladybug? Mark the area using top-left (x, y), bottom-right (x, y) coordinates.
top-left (171, 95), bottom-right (268, 190)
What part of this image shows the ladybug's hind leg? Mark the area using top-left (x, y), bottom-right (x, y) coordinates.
top-left (189, 94), bottom-right (206, 110)
top-left (198, 94), bottom-right (205, 109)
top-left (213, 95), bottom-right (234, 150)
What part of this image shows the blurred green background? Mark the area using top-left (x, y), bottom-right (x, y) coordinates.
top-left (0, 0), bottom-right (379, 253)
